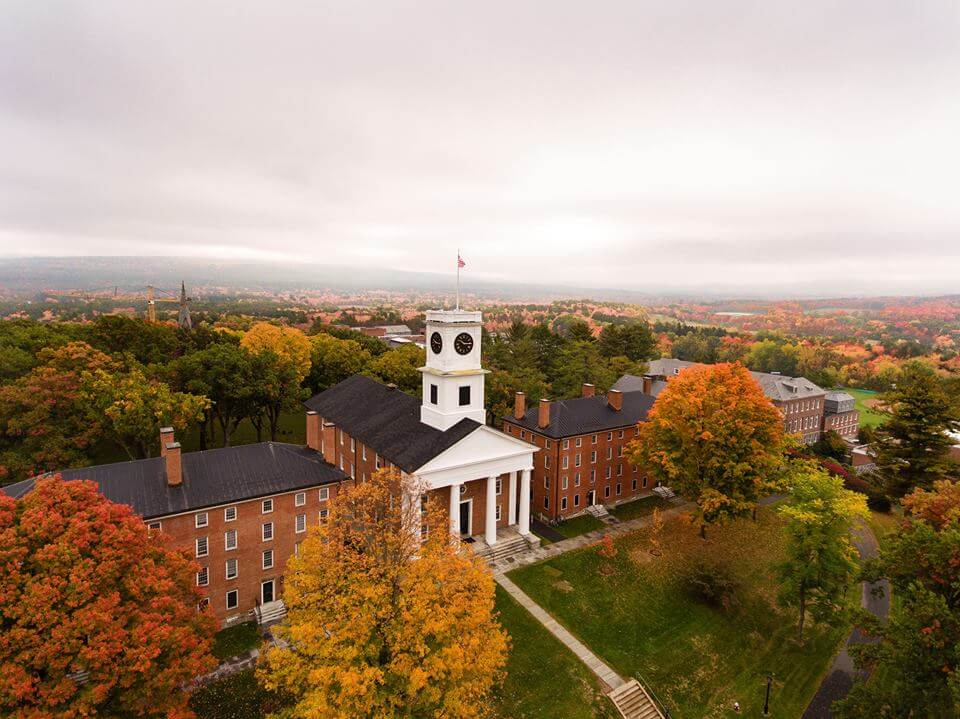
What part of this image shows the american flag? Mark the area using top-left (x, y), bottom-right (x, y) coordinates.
top-left (458, 254), bottom-right (466, 269)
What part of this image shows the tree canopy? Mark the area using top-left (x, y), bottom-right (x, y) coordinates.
top-left (629, 363), bottom-right (787, 537)
top-left (258, 469), bottom-right (509, 719)
top-left (0, 476), bottom-right (217, 718)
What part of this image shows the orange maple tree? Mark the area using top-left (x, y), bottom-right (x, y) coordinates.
top-left (0, 476), bottom-right (217, 718)
top-left (628, 362), bottom-right (786, 538)
top-left (258, 469), bottom-right (509, 718)
top-left (903, 479), bottom-right (960, 529)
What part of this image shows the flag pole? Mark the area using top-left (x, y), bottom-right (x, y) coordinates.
top-left (456, 248), bottom-right (460, 310)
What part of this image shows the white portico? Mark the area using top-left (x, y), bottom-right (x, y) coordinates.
top-left (415, 308), bottom-right (537, 546)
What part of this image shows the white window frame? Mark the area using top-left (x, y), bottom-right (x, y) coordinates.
top-left (195, 512), bottom-right (208, 528)
top-left (495, 478), bottom-right (502, 495)
top-left (225, 589), bottom-right (238, 610)
top-left (562, 439), bottom-right (569, 450)
top-left (319, 487), bottom-right (329, 501)
top-left (295, 513), bottom-right (306, 533)
top-left (319, 508), bottom-right (329, 522)
top-left (575, 437), bottom-right (582, 447)
top-left (495, 504), bottom-right (502, 521)
top-left (224, 529), bottom-right (237, 551)
top-left (562, 476), bottom-right (569, 490)
top-left (224, 506), bottom-right (237, 522)
top-left (561, 496), bottom-right (567, 510)
top-left (574, 494), bottom-right (580, 507)
top-left (262, 522), bottom-right (274, 541)
top-left (147, 520), bottom-right (162, 532)
top-left (196, 536), bottom-right (208, 557)
top-left (261, 498), bottom-right (273, 514)
top-left (262, 549), bottom-right (274, 570)
top-left (197, 566), bottom-right (209, 586)
top-left (225, 557), bottom-right (238, 580)
top-left (295, 492), bottom-right (306, 507)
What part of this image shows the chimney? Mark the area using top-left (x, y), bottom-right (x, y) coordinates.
top-left (538, 398), bottom-right (551, 429)
top-left (165, 442), bottom-right (182, 486)
top-left (306, 411), bottom-right (321, 451)
top-left (607, 389), bottom-right (623, 412)
top-left (322, 422), bottom-right (337, 465)
top-left (582, 383), bottom-right (595, 398)
top-left (642, 376), bottom-right (652, 395)
top-left (159, 427), bottom-right (175, 457)
top-left (512, 392), bottom-right (525, 420)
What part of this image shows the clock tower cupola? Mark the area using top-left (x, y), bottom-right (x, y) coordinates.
top-left (419, 309), bottom-right (487, 431)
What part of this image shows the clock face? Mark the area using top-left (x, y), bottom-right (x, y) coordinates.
top-left (430, 332), bottom-right (443, 354)
top-left (454, 332), bottom-right (474, 355)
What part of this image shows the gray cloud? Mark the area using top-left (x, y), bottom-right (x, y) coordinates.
top-left (1, 0), bottom-right (959, 295)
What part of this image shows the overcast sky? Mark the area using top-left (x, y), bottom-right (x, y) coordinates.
top-left (1, 1), bottom-right (959, 295)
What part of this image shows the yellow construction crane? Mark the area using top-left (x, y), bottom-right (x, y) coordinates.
top-left (43, 283), bottom-right (192, 326)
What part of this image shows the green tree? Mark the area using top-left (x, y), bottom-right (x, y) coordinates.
top-left (777, 466), bottom-right (867, 638)
top-left (0, 342), bottom-right (119, 483)
top-left (744, 338), bottom-right (801, 376)
top-left (836, 483), bottom-right (960, 717)
top-left (874, 361), bottom-right (959, 498)
top-left (82, 366), bottom-right (210, 459)
top-left (307, 333), bottom-right (371, 394)
top-left (241, 323), bottom-right (312, 442)
top-left (363, 344), bottom-right (425, 395)
top-left (629, 363), bottom-right (786, 538)
top-left (551, 341), bottom-right (617, 398)
top-left (598, 322), bottom-right (657, 362)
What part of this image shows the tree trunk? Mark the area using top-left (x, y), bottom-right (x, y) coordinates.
top-left (218, 412), bottom-right (232, 448)
top-left (798, 586), bottom-right (806, 639)
top-left (198, 418), bottom-right (208, 452)
top-left (752, 505), bottom-right (758, 521)
top-left (699, 524), bottom-right (707, 540)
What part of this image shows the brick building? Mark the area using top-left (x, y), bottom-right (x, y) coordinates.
top-left (2, 434), bottom-right (347, 625)
top-left (3, 307), bottom-right (539, 625)
top-left (614, 359), bottom-right (859, 445)
top-left (501, 384), bottom-right (656, 521)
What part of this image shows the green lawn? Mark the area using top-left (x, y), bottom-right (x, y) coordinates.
top-left (555, 513), bottom-right (605, 539)
top-left (835, 387), bottom-right (886, 428)
top-left (494, 585), bottom-right (619, 719)
top-left (212, 622), bottom-right (262, 661)
top-left (508, 508), bottom-right (856, 719)
top-left (189, 669), bottom-right (288, 719)
top-left (610, 494), bottom-right (672, 522)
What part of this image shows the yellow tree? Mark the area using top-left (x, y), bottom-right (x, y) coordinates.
top-left (240, 323), bottom-right (312, 441)
top-left (258, 469), bottom-right (509, 719)
top-left (628, 362), bottom-right (786, 538)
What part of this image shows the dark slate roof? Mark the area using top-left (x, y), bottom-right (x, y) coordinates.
top-left (1, 442), bottom-right (346, 520)
top-left (505, 391), bottom-right (655, 439)
top-left (304, 374), bottom-right (481, 473)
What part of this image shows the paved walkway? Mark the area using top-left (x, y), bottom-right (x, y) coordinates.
top-left (801, 521), bottom-right (890, 718)
top-left (495, 572), bottom-right (625, 691)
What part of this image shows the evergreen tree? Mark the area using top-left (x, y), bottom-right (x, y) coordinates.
top-left (874, 361), bottom-right (959, 498)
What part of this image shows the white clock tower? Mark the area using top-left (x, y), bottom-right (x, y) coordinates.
top-left (419, 309), bottom-right (488, 431)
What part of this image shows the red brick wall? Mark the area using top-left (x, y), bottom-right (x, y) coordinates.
top-left (777, 395), bottom-right (826, 444)
top-left (502, 420), bottom-right (650, 521)
top-left (823, 410), bottom-right (859, 439)
top-left (154, 482), bottom-right (344, 625)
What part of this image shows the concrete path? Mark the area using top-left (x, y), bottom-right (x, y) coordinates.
top-left (495, 572), bottom-right (625, 691)
top-left (801, 521), bottom-right (889, 719)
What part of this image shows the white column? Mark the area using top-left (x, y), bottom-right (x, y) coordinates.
top-left (485, 476), bottom-right (498, 546)
top-left (449, 482), bottom-right (461, 539)
top-left (518, 469), bottom-right (531, 536)
top-left (508, 470), bottom-right (518, 526)
top-left (403, 486), bottom-right (421, 545)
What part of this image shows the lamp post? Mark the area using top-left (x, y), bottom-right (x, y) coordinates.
top-left (763, 673), bottom-right (773, 716)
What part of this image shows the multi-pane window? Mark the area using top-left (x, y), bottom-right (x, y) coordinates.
top-left (225, 529), bottom-right (238, 550)
top-left (197, 566), bottom-right (209, 586)
top-left (544, 476), bottom-right (550, 489)
top-left (225, 558), bottom-right (238, 580)
top-left (617, 464), bottom-right (623, 476)
top-left (495, 478), bottom-right (502, 495)
top-left (295, 492), bottom-right (306, 506)
top-left (561, 497), bottom-right (567, 511)
top-left (195, 512), bottom-right (208, 528)
top-left (543, 497), bottom-right (550, 509)
top-left (562, 476), bottom-right (569, 490)
top-left (606, 448), bottom-right (612, 460)
top-left (319, 508), bottom-right (329, 522)
top-left (262, 522), bottom-right (273, 541)
top-left (592, 434), bottom-right (598, 444)
top-left (605, 466), bottom-right (612, 479)
top-left (520, 430), bottom-right (526, 440)
top-left (262, 550), bottom-right (274, 570)
top-left (590, 451), bottom-right (597, 464)
top-left (562, 439), bottom-right (569, 450)
top-left (574, 473), bottom-right (581, 487)
top-left (226, 590), bottom-right (238, 610)
top-left (295, 514), bottom-right (306, 533)
top-left (495, 505), bottom-right (502, 521)
top-left (224, 506), bottom-right (237, 522)
top-left (196, 536), bottom-right (208, 557)
top-left (147, 521), bottom-right (162, 533)
top-left (262, 499), bottom-right (273, 514)
top-left (575, 454), bottom-right (582, 467)
top-left (607, 432), bottom-right (613, 441)
top-left (632, 478), bottom-right (638, 491)
top-left (618, 430), bottom-right (624, 439)
top-left (575, 437), bottom-right (582, 447)
top-left (362, 445), bottom-right (367, 460)
top-left (544, 455), bottom-right (550, 468)
top-left (604, 485), bottom-right (611, 498)
top-left (319, 487), bottom-right (330, 501)
top-left (562, 456), bottom-right (569, 469)
top-left (616, 483), bottom-right (622, 496)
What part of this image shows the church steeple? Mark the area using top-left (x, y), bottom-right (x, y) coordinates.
top-left (419, 309), bottom-right (487, 431)
top-left (177, 281), bottom-right (192, 330)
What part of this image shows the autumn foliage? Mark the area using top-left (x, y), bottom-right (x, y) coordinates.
top-left (258, 469), bottom-right (509, 719)
top-left (903, 479), bottom-right (960, 529)
top-left (0, 476), bottom-right (217, 718)
top-left (629, 363), bottom-right (786, 537)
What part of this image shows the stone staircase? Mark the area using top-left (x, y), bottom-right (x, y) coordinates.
top-left (608, 679), bottom-right (664, 719)
top-left (479, 534), bottom-right (537, 564)
top-left (254, 599), bottom-right (287, 625)
top-left (586, 504), bottom-right (611, 519)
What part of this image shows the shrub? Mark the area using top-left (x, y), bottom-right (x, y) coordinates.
top-left (189, 669), bottom-right (291, 719)
top-left (680, 559), bottom-right (738, 609)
